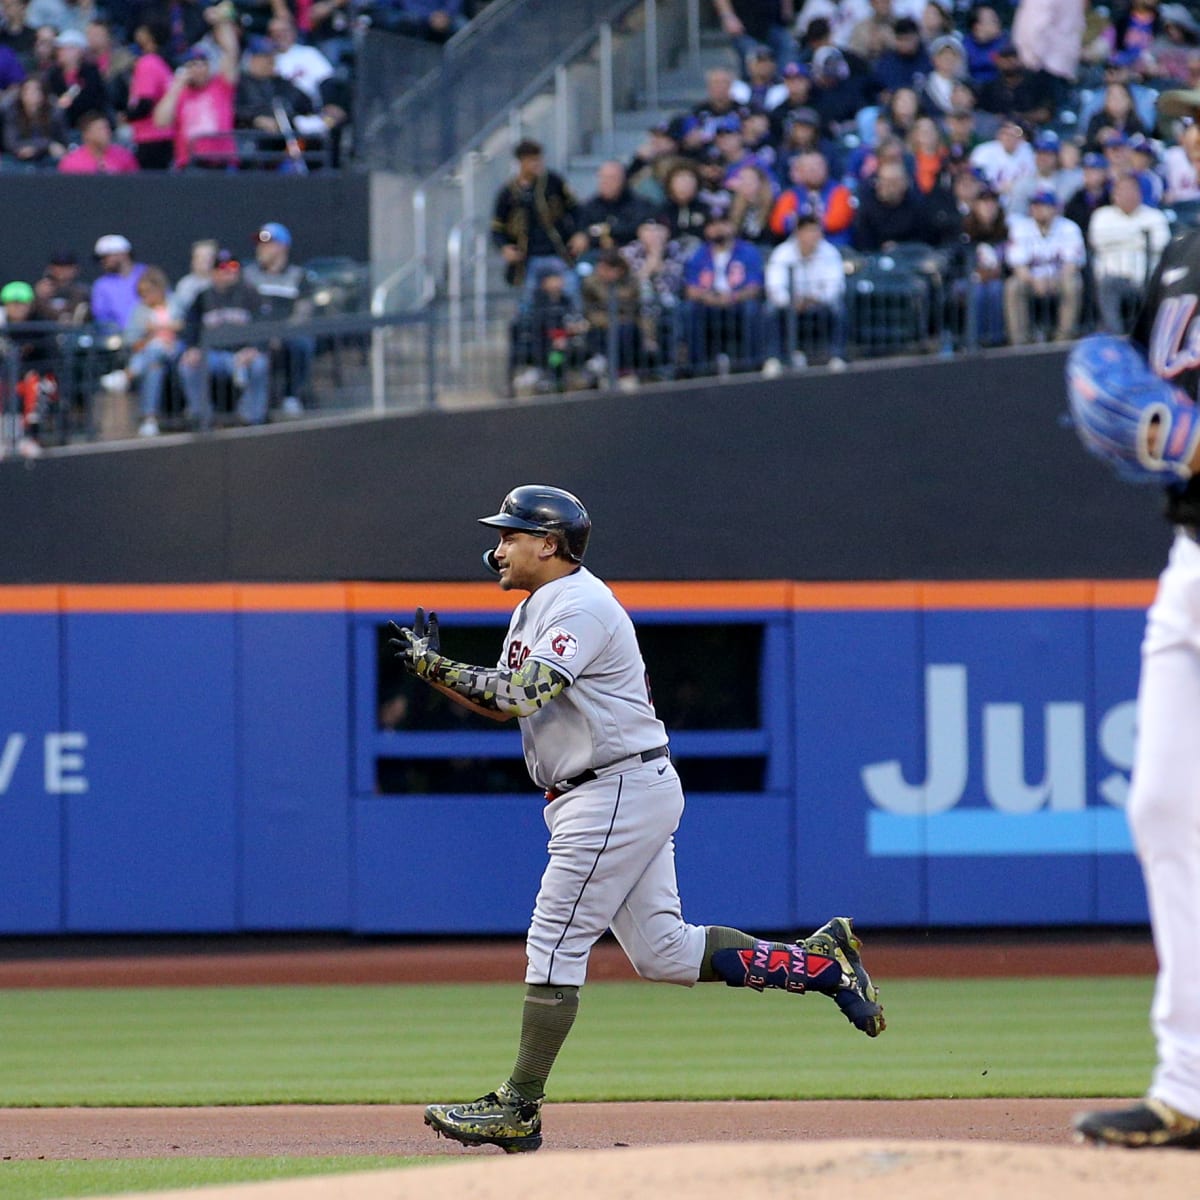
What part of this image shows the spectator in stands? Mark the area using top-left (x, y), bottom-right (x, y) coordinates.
top-left (625, 120), bottom-right (685, 205)
top-left (99, 264), bottom-right (183, 437)
top-left (919, 0), bottom-right (953, 43)
top-left (957, 184), bottom-right (1007, 346)
top-left (1008, 130), bottom-right (1074, 216)
top-left (570, 161), bottom-right (655, 262)
top-left (1162, 118), bottom-right (1200, 201)
top-left (621, 215), bottom-right (685, 371)
top-left (908, 114), bottom-right (949, 194)
top-left (44, 28), bottom-right (107, 130)
top-left (969, 118), bottom-right (1036, 209)
top-left (847, 0), bottom-right (896, 65)
top-left (170, 239), bottom-right (215, 316)
top-left (267, 14), bottom-right (332, 111)
top-left (731, 44), bottom-right (785, 110)
top-left (1084, 81), bottom-right (1149, 147)
top-left (309, 0), bottom-right (356, 68)
top-left (708, 114), bottom-right (759, 184)
top-left (871, 17), bottom-right (930, 101)
top-left (2, 73), bottom-right (66, 164)
top-left (796, 0), bottom-right (870, 50)
top-left (178, 248), bottom-right (270, 428)
top-left (152, 11), bottom-right (239, 170)
top-left (681, 203), bottom-right (765, 373)
top-left (29, 24), bottom-right (55, 77)
top-left (710, 0), bottom-right (798, 76)
top-left (762, 211), bottom-right (846, 372)
top-left (235, 33), bottom-right (313, 135)
top-left (690, 66), bottom-right (741, 139)
top-left (125, 19), bottom-right (174, 169)
top-left (775, 104), bottom-right (837, 179)
top-left (140, 0), bottom-right (209, 66)
top-left (32, 247), bottom-right (89, 324)
top-left (1113, 0), bottom-right (1163, 72)
top-left (808, 42), bottom-right (872, 135)
top-left (942, 105), bottom-right (980, 162)
top-left (883, 84), bottom-right (919, 141)
top-left (660, 161), bottom-right (710, 250)
top-left (0, 0), bottom-right (39, 67)
top-left (367, 0), bottom-right (466, 42)
top-left (1088, 171), bottom-right (1171, 333)
top-left (0, 278), bottom-right (56, 455)
top-left (90, 233), bottom-right (146, 332)
top-left (1003, 189), bottom-right (1085, 343)
top-left (0, 30), bottom-right (24, 93)
top-left (1064, 150), bottom-right (1113, 237)
top-left (29, 0), bottom-right (97, 36)
top-left (1127, 132), bottom-right (1165, 205)
top-left (919, 34), bottom-right (967, 119)
top-left (852, 159), bottom-right (938, 250)
top-left (491, 138), bottom-right (580, 306)
top-left (242, 220), bottom-right (312, 415)
top-left (961, 4), bottom-right (1008, 85)
top-left (975, 42), bottom-right (1055, 127)
top-left (1145, 4), bottom-right (1200, 84)
top-left (509, 264), bottom-right (586, 397)
top-left (726, 162), bottom-right (778, 248)
top-left (86, 19), bottom-right (133, 106)
top-left (1012, 0), bottom-right (1085, 92)
top-left (767, 61), bottom-right (815, 143)
top-left (58, 109), bottom-right (139, 171)
top-left (580, 248), bottom-right (642, 388)
top-left (768, 148), bottom-right (855, 244)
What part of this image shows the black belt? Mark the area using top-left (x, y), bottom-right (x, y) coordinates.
top-left (559, 745), bottom-right (669, 791)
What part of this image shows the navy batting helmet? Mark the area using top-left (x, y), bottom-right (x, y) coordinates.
top-left (479, 485), bottom-right (591, 574)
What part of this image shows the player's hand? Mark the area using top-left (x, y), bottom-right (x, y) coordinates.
top-left (387, 608), bottom-right (441, 678)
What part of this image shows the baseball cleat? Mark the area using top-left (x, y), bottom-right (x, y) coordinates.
top-left (423, 1081), bottom-right (543, 1153)
top-left (1074, 1099), bottom-right (1200, 1149)
top-left (804, 916), bottom-right (886, 1038)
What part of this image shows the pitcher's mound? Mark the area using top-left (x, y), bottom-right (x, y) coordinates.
top-left (95, 1138), bottom-right (1200, 1200)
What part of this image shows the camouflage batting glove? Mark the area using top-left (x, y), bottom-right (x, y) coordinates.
top-left (387, 608), bottom-right (442, 679)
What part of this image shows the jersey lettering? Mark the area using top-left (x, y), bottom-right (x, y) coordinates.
top-left (1150, 294), bottom-right (1200, 381)
top-left (507, 640), bottom-right (531, 669)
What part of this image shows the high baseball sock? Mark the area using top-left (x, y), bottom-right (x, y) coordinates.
top-left (700, 925), bottom-right (842, 993)
top-left (506, 983), bottom-right (580, 1102)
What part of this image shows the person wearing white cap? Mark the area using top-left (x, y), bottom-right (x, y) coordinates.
top-left (90, 234), bottom-right (146, 332)
top-left (44, 26), bottom-right (107, 129)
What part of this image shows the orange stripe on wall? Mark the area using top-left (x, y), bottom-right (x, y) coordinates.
top-left (0, 580), bottom-right (1159, 614)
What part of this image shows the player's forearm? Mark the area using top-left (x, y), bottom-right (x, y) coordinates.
top-left (426, 678), bottom-right (513, 722)
top-left (412, 655), bottom-right (568, 717)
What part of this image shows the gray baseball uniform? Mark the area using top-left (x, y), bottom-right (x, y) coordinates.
top-left (503, 566), bottom-right (706, 988)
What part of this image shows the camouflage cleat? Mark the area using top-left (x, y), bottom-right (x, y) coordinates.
top-left (803, 916), bottom-right (886, 1038)
top-left (1074, 1099), bottom-right (1200, 1150)
top-left (423, 1081), bottom-right (543, 1153)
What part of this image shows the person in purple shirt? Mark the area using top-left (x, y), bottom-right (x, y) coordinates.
top-left (89, 234), bottom-right (146, 331)
top-left (0, 41), bottom-right (25, 90)
top-left (681, 204), bottom-right (765, 373)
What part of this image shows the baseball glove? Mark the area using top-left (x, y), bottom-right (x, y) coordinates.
top-left (388, 607), bottom-right (441, 678)
top-left (1067, 334), bottom-right (1200, 484)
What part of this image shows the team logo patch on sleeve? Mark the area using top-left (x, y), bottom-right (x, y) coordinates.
top-left (548, 627), bottom-right (579, 660)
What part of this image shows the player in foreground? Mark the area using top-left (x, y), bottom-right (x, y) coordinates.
top-left (1067, 231), bottom-right (1200, 1151)
top-left (390, 485), bottom-right (885, 1154)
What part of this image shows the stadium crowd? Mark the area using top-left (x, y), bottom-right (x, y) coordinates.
top-left (0, 0), bottom-right (491, 173)
top-left (497, 0), bottom-right (1200, 395)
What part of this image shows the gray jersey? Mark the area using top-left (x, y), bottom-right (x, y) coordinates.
top-left (500, 567), bottom-right (667, 789)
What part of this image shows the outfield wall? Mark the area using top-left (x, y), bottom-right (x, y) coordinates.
top-left (0, 580), bottom-right (1152, 935)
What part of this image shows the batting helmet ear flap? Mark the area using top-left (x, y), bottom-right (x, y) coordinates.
top-left (482, 548), bottom-right (501, 575)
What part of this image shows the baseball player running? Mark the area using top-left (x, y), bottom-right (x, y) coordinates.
top-left (1068, 231), bottom-right (1200, 1150)
top-left (391, 485), bottom-right (885, 1154)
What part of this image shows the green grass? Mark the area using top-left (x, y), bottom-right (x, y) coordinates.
top-left (0, 1156), bottom-right (431, 1200)
top-left (0, 976), bottom-right (1156, 1106)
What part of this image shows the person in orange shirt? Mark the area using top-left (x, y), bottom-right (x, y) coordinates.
top-left (768, 151), bottom-right (855, 246)
top-left (907, 115), bottom-right (949, 195)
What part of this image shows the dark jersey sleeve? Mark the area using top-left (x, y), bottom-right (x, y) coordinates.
top-left (1130, 229), bottom-right (1200, 524)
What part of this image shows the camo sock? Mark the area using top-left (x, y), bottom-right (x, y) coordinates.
top-left (700, 925), bottom-right (841, 993)
top-left (506, 984), bottom-right (580, 1102)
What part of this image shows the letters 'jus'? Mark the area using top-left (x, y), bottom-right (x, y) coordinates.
top-left (860, 665), bottom-right (1136, 817)
top-left (0, 733), bottom-right (89, 795)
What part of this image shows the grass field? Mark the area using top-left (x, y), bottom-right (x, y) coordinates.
top-left (0, 976), bottom-right (1156, 1198)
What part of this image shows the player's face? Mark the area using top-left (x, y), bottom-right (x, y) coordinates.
top-left (492, 529), bottom-right (555, 591)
